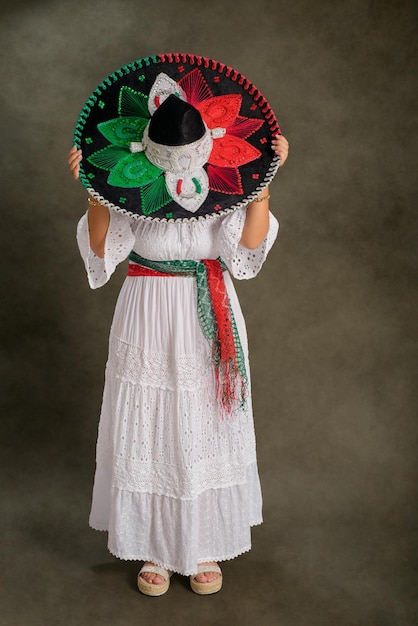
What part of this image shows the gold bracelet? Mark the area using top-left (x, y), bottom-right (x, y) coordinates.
top-left (253, 194), bottom-right (271, 203)
top-left (87, 196), bottom-right (103, 207)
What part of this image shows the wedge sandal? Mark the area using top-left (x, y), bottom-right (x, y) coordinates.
top-left (190, 564), bottom-right (223, 595)
top-left (137, 564), bottom-right (172, 597)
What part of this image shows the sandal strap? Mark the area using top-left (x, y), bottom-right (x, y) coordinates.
top-left (139, 564), bottom-right (171, 581)
top-left (195, 564), bottom-right (222, 575)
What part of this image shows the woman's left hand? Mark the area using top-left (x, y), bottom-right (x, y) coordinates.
top-left (272, 135), bottom-right (289, 166)
top-left (68, 145), bottom-right (82, 180)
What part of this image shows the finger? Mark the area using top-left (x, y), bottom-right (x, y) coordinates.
top-left (273, 149), bottom-right (288, 166)
top-left (68, 146), bottom-right (80, 162)
top-left (271, 137), bottom-right (289, 164)
top-left (273, 134), bottom-right (288, 144)
top-left (68, 151), bottom-right (82, 169)
top-left (68, 148), bottom-right (82, 160)
top-left (71, 164), bottom-right (80, 180)
top-left (68, 151), bottom-right (82, 179)
top-left (272, 137), bottom-right (289, 150)
top-left (271, 142), bottom-right (286, 152)
top-left (271, 145), bottom-right (288, 158)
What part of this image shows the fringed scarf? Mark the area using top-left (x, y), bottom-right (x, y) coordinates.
top-left (127, 251), bottom-right (248, 416)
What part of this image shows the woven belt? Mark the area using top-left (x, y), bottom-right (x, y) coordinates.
top-left (128, 251), bottom-right (247, 415)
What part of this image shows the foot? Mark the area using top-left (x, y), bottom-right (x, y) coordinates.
top-left (140, 561), bottom-right (165, 585)
top-left (190, 562), bottom-right (223, 595)
top-left (194, 562), bottom-right (221, 584)
top-left (137, 563), bottom-right (172, 597)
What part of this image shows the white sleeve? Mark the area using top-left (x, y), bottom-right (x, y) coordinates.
top-left (76, 209), bottom-right (136, 289)
top-left (219, 206), bottom-right (279, 280)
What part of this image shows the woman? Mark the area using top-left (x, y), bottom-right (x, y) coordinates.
top-left (69, 118), bottom-right (288, 597)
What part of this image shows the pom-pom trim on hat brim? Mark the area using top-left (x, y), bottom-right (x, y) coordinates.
top-left (73, 53), bottom-right (281, 222)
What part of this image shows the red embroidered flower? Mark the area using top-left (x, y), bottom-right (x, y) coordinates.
top-left (178, 69), bottom-right (264, 195)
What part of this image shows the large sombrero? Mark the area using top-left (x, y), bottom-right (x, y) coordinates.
top-left (73, 52), bottom-right (281, 221)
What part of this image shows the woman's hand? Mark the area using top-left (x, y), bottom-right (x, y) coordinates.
top-left (240, 134), bottom-right (289, 249)
top-left (272, 134), bottom-right (289, 166)
top-left (68, 145), bottom-right (82, 180)
top-left (68, 145), bottom-right (109, 257)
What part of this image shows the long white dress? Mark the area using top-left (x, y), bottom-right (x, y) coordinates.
top-left (77, 206), bottom-right (278, 575)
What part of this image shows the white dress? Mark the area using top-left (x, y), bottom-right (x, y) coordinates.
top-left (77, 206), bottom-right (278, 575)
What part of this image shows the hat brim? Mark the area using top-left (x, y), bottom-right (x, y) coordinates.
top-left (73, 53), bottom-right (281, 221)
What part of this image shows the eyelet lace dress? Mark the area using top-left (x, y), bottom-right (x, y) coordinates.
top-left (77, 206), bottom-right (278, 575)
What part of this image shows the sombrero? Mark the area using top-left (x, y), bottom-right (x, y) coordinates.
top-left (73, 52), bottom-right (281, 221)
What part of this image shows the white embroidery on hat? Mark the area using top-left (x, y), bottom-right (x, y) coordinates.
top-left (165, 169), bottom-right (209, 212)
top-left (211, 127), bottom-right (226, 139)
top-left (129, 141), bottom-right (144, 153)
top-left (148, 73), bottom-right (187, 115)
top-left (142, 123), bottom-right (213, 175)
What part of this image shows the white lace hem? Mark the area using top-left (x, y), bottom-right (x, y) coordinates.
top-left (89, 534), bottom-right (261, 576)
top-left (89, 462), bottom-right (263, 575)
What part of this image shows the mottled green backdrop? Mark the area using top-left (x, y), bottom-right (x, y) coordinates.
top-left (1, 1), bottom-right (417, 625)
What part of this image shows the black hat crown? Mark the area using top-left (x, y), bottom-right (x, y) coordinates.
top-left (148, 94), bottom-right (205, 146)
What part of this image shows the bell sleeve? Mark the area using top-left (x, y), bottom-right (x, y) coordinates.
top-left (219, 206), bottom-right (279, 280)
top-left (76, 209), bottom-right (136, 289)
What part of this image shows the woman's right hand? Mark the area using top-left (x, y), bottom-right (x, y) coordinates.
top-left (68, 145), bottom-right (82, 180)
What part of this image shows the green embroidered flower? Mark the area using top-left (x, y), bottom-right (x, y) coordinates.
top-left (87, 87), bottom-right (164, 191)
